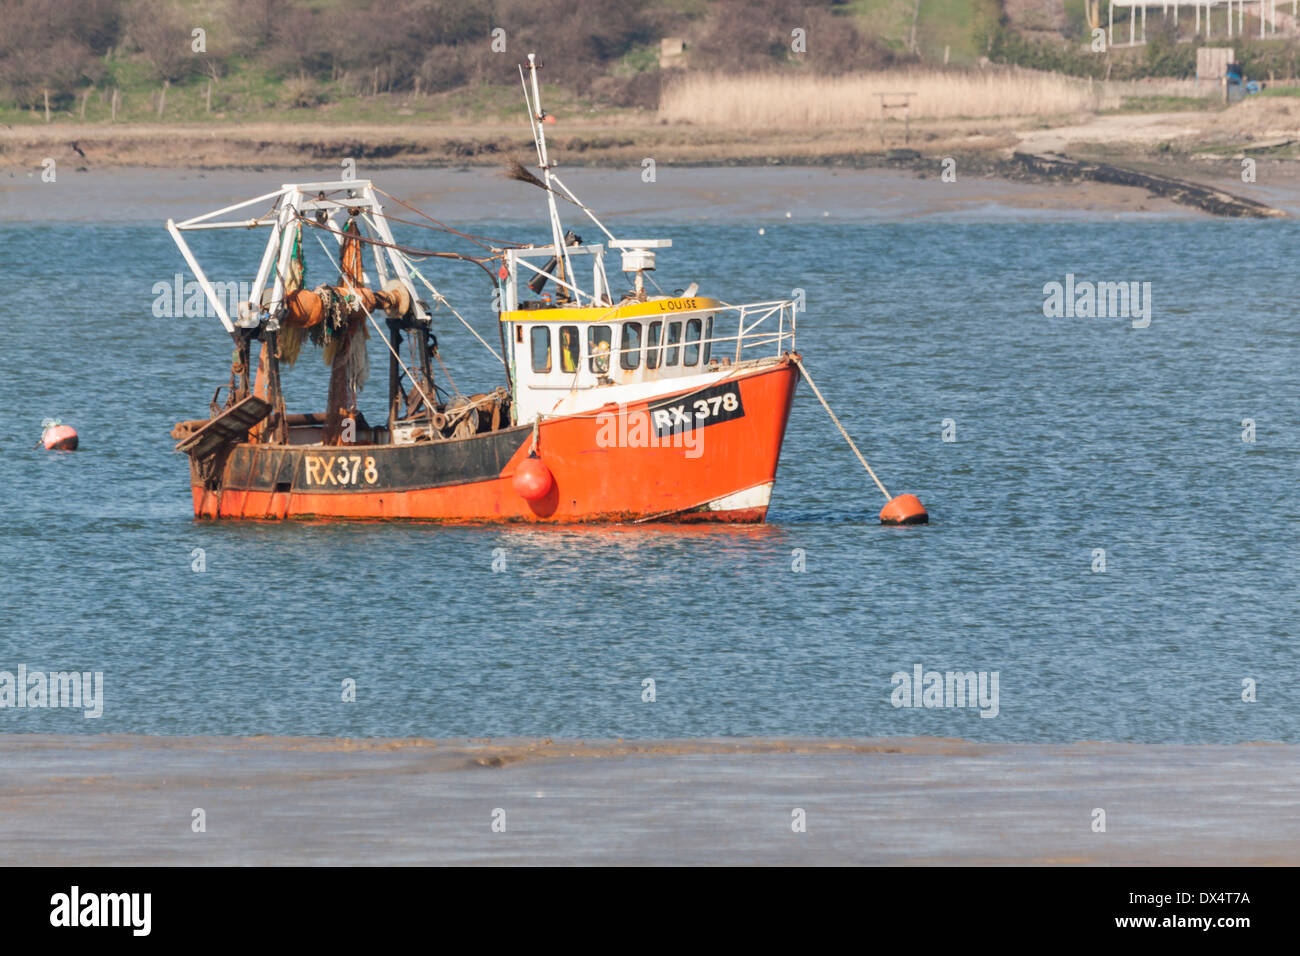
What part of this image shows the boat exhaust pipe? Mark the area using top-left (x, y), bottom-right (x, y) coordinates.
top-left (527, 229), bottom-right (581, 296)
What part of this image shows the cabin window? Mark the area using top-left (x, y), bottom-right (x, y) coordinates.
top-left (531, 326), bottom-right (551, 373)
top-left (683, 318), bottom-right (702, 366)
top-left (702, 316), bottom-right (714, 364)
top-left (589, 325), bottom-right (612, 375)
top-left (645, 321), bottom-right (662, 370)
top-left (620, 322), bottom-right (642, 370)
top-left (559, 325), bottom-right (580, 373)
top-left (664, 321), bottom-right (682, 366)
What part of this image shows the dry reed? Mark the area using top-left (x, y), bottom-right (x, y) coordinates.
top-left (659, 69), bottom-right (1125, 126)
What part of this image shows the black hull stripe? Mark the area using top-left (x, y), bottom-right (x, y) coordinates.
top-left (218, 424), bottom-right (531, 494)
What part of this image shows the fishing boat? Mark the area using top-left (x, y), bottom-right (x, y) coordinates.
top-left (167, 55), bottom-right (805, 523)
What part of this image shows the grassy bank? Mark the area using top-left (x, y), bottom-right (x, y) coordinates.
top-left (0, 76), bottom-right (598, 128)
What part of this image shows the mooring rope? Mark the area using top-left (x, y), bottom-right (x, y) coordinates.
top-left (792, 355), bottom-right (891, 502)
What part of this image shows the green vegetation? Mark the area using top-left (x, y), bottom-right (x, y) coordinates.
top-left (1112, 95), bottom-right (1219, 113)
top-left (836, 0), bottom-right (999, 63)
top-left (0, 0), bottom-right (664, 124)
top-left (1, 0), bottom-right (929, 125)
top-left (9, 0), bottom-right (1297, 128)
top-left (0, 0), bottom-right (1036, 127)
top-left (981, 22), bottom-right (1204, 80)
top-left (1060, 0), bottom-right (1093, 40)
top-left (914, 0), bottom-right (1002, 64)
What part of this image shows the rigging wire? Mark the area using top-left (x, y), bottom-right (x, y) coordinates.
top-left (372, 186), bottom-right (525, 250)
top-left (292, 212), bottom-right (501, 280)
top-left (379, 237), bottom-right (504, 365)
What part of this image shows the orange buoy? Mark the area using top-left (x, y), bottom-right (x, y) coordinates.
top-left (512, 452), bottom-right (553, 501)
top-left (42, 423), bottom-right (79, 451)
top-left (880, 493), bottom-right (927, 525)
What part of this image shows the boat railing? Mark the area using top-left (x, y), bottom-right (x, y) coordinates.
top-left (726, 298), bottom-right (798, 362)
top-left (596, 298), bottom-right (797, 369)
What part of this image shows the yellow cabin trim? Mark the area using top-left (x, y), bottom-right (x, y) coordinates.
top-left (500, 296), bottom-right (722, 323)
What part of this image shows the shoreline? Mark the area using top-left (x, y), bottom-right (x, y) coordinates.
top-left (5, 118), bottom-right (1299, 219)
top-left (6, 94), bottom-right (1298, 223)
top-left (4, 735), bottom-right (1296, 865)
top-left (1, 163), bottom-right (1276, 224)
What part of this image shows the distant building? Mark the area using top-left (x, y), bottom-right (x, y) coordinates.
top-left (659, 37), bottom-right (685, 70)
top-left (1197, 46), bottom-right (1234, 81)
top-left (1108, 2), bottom-right (1288, 47)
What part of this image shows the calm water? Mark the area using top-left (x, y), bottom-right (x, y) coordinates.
top-left (1, 196), bottom-right (1296, 741)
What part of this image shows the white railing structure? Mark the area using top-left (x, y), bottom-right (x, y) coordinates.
top-left (1108, 1), bottom-right (1293, 45)
top-left (730, 299), bottom-right (798, 362)
top-left (599, 299), bottom-right (797, 366)
top-left (501, 243), bottom-right (612, 311)
top-left (507, 297), bottom-right (797, 391)
top-left (166, 179), bottom-right (426, 338)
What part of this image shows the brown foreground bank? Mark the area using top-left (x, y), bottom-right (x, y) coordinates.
top-left (1, 736), bottom-right (1295, 865)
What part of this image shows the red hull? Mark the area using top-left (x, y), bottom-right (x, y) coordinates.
top-left (190, 358), bottom-right (798, 523)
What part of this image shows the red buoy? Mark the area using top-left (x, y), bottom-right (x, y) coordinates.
top-left (512, 452), bottom-right (553, 501)
top-left (42, 424), bottom-right (79, 451)
top-left (880, 493), bottom-right (927, 525)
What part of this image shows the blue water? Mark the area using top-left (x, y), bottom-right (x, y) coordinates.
top-left (1, 205), bottom-right (1296, 742)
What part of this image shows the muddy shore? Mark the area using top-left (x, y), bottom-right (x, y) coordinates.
top-left (10, 161), bottom-right (1300, 225)
top-left (2, 103), bottom-right (1295, 173)
top-left (2, 735), bottom-right (1295, 865)
top-left (7, 119), bottom-right (1300, 221)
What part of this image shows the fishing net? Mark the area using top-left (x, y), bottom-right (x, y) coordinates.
top-left (279, 224), bottom-right (308, 366)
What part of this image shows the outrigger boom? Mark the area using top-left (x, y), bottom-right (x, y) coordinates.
top-left (168, 179), bottom-right (431, 335)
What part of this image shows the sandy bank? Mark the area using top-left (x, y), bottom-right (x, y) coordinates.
top-left (2, 735), bottom-right (1295, 865)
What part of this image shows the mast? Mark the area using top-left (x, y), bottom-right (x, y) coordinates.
top-left (523, 54), bottom-right (574, 299)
